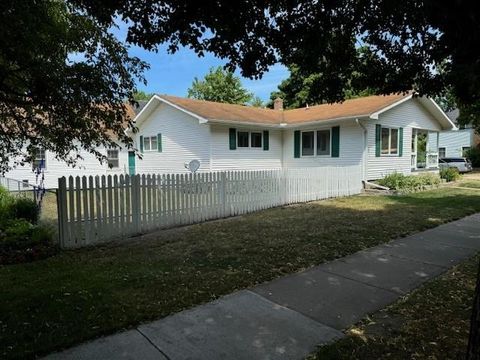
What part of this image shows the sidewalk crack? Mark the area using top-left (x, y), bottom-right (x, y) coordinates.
top-left (136, 328), bottom-right (172, 360)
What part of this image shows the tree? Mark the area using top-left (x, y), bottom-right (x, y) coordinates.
top-left (133, 90), bottom-right (154, 101)
top-left (249, 96), bottom-right (264, 108)
top-left (268, 65), bottom-right (376, 109)
top-left (0, 0), bottom-right (147, 173)
top-left (187, 67), bottom-right (253, 105)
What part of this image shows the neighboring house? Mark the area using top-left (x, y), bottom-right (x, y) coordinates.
top-left (130, 93), bottom-right (454, 181)
top-left (438, 109), bottom-right (480, 158)
top-left (4, 93), bottom-right (454, 188)
top-left (4, 106), bottom-right (137, 189)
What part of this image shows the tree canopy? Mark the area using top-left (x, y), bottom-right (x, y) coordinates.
top-left (3, 0), bottom-right (480, 173)
top-left (187, 67), bottom-right (253, 105)
top-left (0, 0), bottom-right (147, 173)
top-left (70, 0), bottom-right (480, 128)
top-left (267, 65), bottom-right (376, 109)
top-left (133, 90), bottom-right (154, 101)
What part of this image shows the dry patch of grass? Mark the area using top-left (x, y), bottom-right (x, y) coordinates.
top-left (1, 185), bottom-right (480, 359)
top-left (309, 254), bottom-right (479, 359)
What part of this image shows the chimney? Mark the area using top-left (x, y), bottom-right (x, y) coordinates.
top-left (273, 97), bottom-right (284, 111)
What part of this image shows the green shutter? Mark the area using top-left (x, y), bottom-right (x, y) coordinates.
top-left (139, 135), bottom-right (144, 153)
top-left (157, 133), bottom-right (162, 152)
top-left (375, 124), bottom-right (381, 157)
top-left (294, 130), bottom-right (301, 158)
top-left (398, 127), bottom-right (403, 157)
top-left (263, 130), bottom-right (269, 150)
top-left (229, 128), bottom-right (237, 150)
top-left (331, 126), bottom-right (340, 157)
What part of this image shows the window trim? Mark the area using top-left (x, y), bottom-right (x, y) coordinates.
top-left (107, 149), bottom-right (120, 169)
top-left (143, 135), bottom-right (158, 152)
top-left (380, 126), bottom-right (400, 156)
top-left (300, 129), bottom-right (332, 157)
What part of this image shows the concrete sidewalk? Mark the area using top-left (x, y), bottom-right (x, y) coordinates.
top-left (45, 213), bottom-right (480, 360)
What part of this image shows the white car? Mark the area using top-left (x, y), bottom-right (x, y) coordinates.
top-left (439, 157), bottom-right (473, 173)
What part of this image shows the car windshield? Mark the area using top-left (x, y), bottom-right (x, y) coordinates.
top-left (441, 158), bottom-right (466, 163)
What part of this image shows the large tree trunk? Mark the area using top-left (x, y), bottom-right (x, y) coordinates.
top-left (467, 258), bottom-right (480, 360)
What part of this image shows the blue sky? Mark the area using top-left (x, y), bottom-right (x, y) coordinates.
top-left (113, 18), bottom-right (288, 102)
top-left (128, 45), bottom-right (288, 102)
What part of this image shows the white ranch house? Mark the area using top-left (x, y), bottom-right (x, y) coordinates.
top-left (5, 93), bottom-right (454, 189)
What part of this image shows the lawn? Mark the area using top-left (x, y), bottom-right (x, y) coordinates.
top-left (1, 185), bottom-right (480, 359)
top-left (309, 254), bottom-right (479, 359)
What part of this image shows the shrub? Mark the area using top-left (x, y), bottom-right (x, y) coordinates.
top-left (10, 197), bottom-right (39, 224)
top-left (0, 219), bottom-right (56, 264)
top-left (440, 167), bottom-right (461, 182)
top-left (0, 186), bottom-right (14, 219)
top-left (465, 147), bottom-right (480, 167)
top-left (377, 172), bottom-right (441, 192)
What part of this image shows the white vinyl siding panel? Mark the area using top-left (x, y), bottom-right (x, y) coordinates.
top-left (438, 128), bottom-right (475, 158)
top-left (210, 125), bottom-right (283, 171)
top-left (366, 98), bottom-right (442, 180)
top-left (135, 103), bottom-right (211, 174)
top-left (5, 146), bottom-right (129, 189)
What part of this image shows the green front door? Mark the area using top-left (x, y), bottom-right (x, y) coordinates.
top-left (128, 151), bottom-right (136, 175)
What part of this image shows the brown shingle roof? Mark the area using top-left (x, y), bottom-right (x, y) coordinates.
top-left (158, 93), bottom-right (410, 125)
top-left (161, 95), bottom-right (281, 124)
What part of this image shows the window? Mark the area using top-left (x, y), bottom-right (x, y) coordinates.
top-left (439, 147), bottom-right (446, 158)
top-left (143, 136), bottom-right (158, 151)
top-left (237, 131), bottom-right (249, 147)
top-left (301, 129), bottom-right (332, 156)
top-left (251, 132), bottom-right (262, 148)
top-left (22, 180), bottom-right (29, 188)
top-left (107, 149), bottom-right (119, 168)
top-left (301, 131), bottom-right (315, 156)
top-left (380, 127), bottom-right (399, 155)
top-left (32, 147), bottom-right (46, 170)
top-left (316, 130), bottom-right (331, 156)
top-left (462, 146), bottom-right (471, 157)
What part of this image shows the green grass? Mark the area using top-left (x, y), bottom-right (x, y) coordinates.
top-left (309, 254), bottom-right (479, 360)
top-left (459, 181), bottom-right (480, 189)
top-left (1, 185), bottom-right (480, 359)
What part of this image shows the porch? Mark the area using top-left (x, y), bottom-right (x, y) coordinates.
top-left (411, 128), bottom-right (439, 171)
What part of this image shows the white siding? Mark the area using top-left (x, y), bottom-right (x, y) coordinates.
top-left (439, 129), bottom-right (474, 157)
top-left (134, 103), bottom-right (211, 174)
top-left (5, 147), bottom-right (128, 189)
top-left (210, 125), bottom-right (283, 170)
top-left (283, 121), bottom-right (364, 168)
top-left (366, 98), bottom-right (442, 180)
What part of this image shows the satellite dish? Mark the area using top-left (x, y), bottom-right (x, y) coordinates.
top-left (184, 159), bottom-right (200, 173)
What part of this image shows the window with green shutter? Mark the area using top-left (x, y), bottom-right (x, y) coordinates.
top-left (331, 126), bottom-right (340, 157)
top-left (263, 130), bottom-right (269, 150)
top-left (294, 130), bottom-right (301, 158)
top-left (229, 128), bottom-right (237, 150)
top-left (157, 133), bottom-right (162, 152)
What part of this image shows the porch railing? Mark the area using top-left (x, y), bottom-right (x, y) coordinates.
top-left (411, 154), bottom-right (417, 170)
top-left (411, 153), bottom-right (438, 170)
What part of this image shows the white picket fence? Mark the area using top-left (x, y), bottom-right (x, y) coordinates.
top-left (57, 166), bottom-right (363, 248)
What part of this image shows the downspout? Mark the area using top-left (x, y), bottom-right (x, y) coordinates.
top-left (355, 118), bottom-right (368, 184)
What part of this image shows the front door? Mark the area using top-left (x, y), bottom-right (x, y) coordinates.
top-left (128, 151), bottom-right (136, 176)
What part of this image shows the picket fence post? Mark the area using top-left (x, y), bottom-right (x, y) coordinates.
top-left (57, 177), bottom-right (68, 248)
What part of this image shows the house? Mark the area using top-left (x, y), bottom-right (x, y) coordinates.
top-left (438, 109), bottom-right (480, 158)
top-left (4, 93), bottom-right (454, 188)
top-left (4, 106), bottom-right (137, 189)
top-left (130, 93), bottom-right (454, 181)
